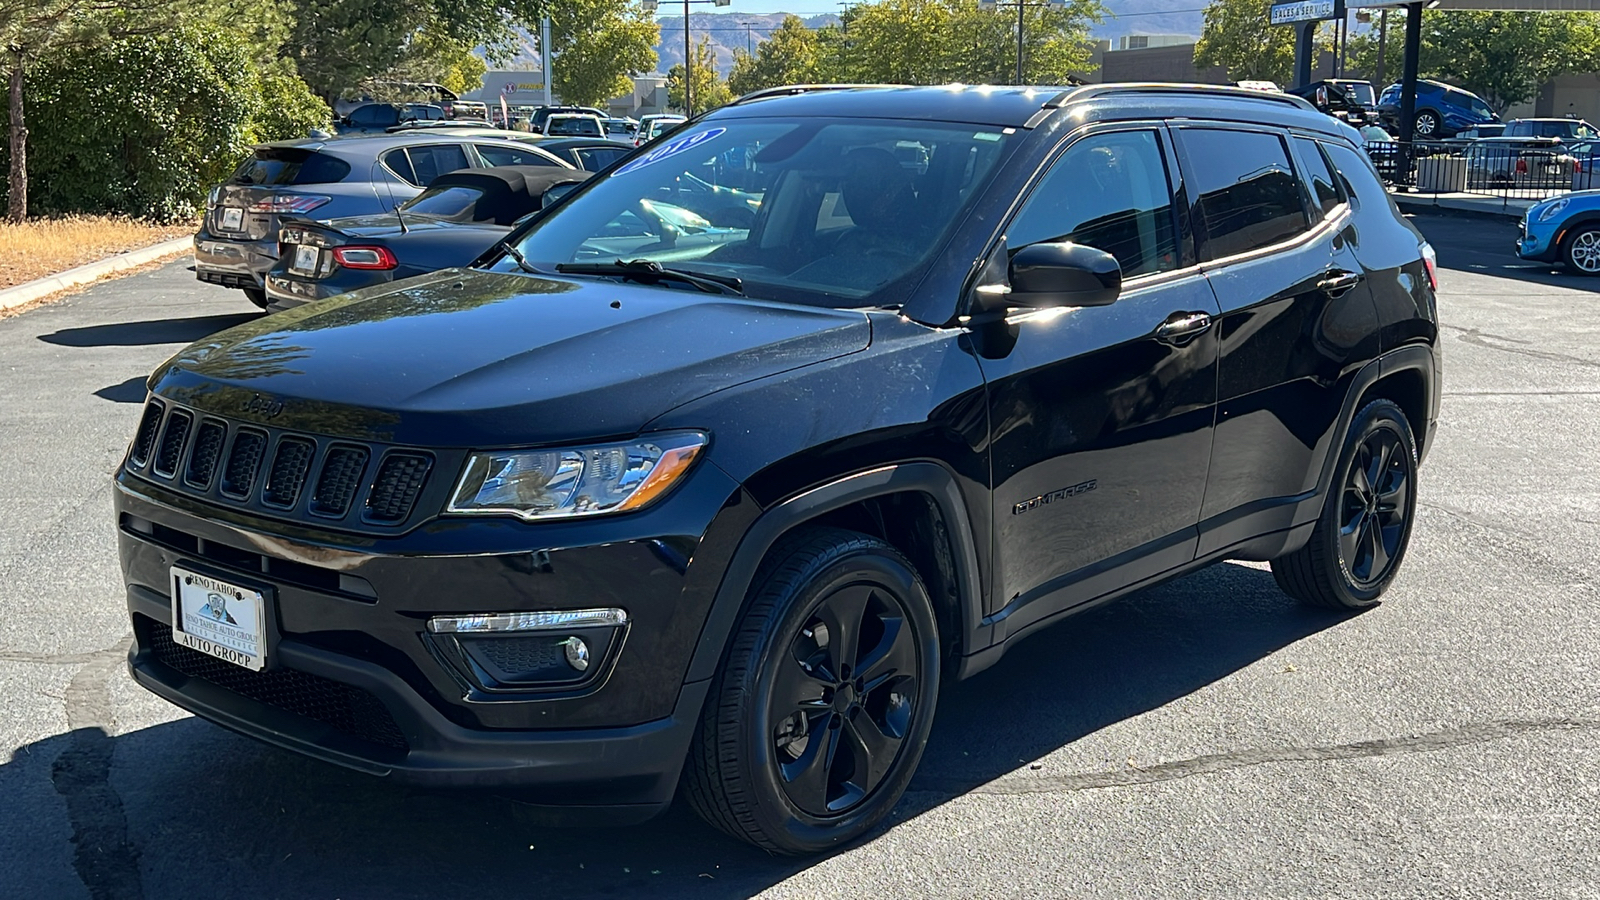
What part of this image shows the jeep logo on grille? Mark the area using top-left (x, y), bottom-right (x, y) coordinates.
top-left (243, 393), bottom-right (284, 419)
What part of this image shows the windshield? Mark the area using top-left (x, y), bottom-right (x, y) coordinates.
top-left (494, 118), bottom-right (1014, 306)
top-left (400, 185), bottom-right (486, 221)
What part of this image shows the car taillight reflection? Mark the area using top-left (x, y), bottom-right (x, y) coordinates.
top-left (249, 195), bottom-right (331, 214)
top-left (332, 246), bottom-right (398, 270)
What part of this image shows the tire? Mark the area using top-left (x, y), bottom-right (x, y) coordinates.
top-left (1271, 399), bottom-right (1419, 610)
top-left (683, 527), bottom-right (940, 855)
top-left (1413, 110), bottom-right (1440, 138)
top-left (241, 287), bottom-right (271, 310)
top-left (1562, 224), bottom-right (1600, 275)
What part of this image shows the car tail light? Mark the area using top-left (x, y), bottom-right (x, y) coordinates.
top-left (332, 246), bottom-right (398, 270)
top-left (249, 195), bottom-right (331, 214)
top-left (1420, 241), bottom-right (1438, 291)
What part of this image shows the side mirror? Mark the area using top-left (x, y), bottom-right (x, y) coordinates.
top-left (1008, 241), bottom-right (1122, 308)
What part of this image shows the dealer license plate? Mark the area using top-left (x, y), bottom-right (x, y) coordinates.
top-left (291, 244), bottom-right (320, 275)
top-left (219, 207), bottom-right (244, 232)
top-left (170, 567), bottom-right (267, 671)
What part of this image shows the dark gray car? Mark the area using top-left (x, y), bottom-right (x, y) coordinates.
top-left (194, 133), bottom-right (572, 307)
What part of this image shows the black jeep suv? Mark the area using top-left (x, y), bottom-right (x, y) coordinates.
top-left (116, 84), bottom-right (1440, 854)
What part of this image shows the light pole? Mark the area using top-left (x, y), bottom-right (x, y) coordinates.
top-left (979, 0), bottom-right (1066, 85)
top-left (642, 0), bottom-right (730, 117)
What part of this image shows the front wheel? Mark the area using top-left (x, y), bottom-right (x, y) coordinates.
top-left (1272, 399), bottom-right (1419, 610)
top-left (1563, 224), bottom-right (1600, 275)
top-left (683, 528), bottom-right (940, 855)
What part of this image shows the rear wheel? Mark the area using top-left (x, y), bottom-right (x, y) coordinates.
top-left (1563, 224), bottom-right (1600, 275)
top-left (1413, 110), bottom-right (1440, 137)
top-left (1271, 399), bottom-right (1418, 610)
top-left (241, 287), bottom-right (271, 310)
top-left (683, 528), bottom-right (940, 855)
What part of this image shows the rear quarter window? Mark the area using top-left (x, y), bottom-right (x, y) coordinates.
top-left (230, 149), bottom-right (351, 186)
top-left (1321, 140), bottom-right (1400, 217)
top-left (1180, 128), bottom-right (1309, 261)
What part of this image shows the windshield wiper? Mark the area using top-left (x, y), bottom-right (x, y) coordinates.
top-left (556, 259), bottom-right (743, 296)
top-left (501, 241), bottom-right (537, 274)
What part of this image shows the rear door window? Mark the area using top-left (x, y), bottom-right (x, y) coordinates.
top-left (398, 144), bottom-right (471, 186)
top-left (1005, 129), bottom-right (1179, 278)
top-left (573, 146), bottom-right (630, 171)
top-left (1180, 128), bottom-right (1309, 261)
top-left (230, 149), bottom-right (351, 185)
top-left (475, 144), bottom-right (561, 167)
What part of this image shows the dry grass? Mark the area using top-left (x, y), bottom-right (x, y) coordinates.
top-left (0, 215), bottom-right (195, 290)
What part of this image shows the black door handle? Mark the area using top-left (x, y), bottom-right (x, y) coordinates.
top-left (1154, 311), bottom-right (1213, 345)
top-left (1318, 269), bottom-right (1363, 297)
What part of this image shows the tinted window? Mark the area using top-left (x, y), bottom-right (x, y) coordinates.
top-left (574, 147), bottom-right (629, 171)
top-left (400, 185), bottom-right (485, 221)
top-left (383, 148), bottom-right (416, 184)
top-left (230, 149), bottom-right (351, 185)
top-left (1007, 130), bottom-right (1178, 278)
top-left (1322, 141), bottom-right (1398, 216)
top-left (404, 144), bottom-right (471, 185)
top-left (476, 145), bottom-right (560, 167)
top-left (1182, 128), bottom-right (1308, 261)
top-left (1294, 138), bottom-right (1343, 217)
top-left (350, 105), bottom-right (398, 127)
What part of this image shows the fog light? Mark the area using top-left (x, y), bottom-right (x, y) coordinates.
top-left (563, 637), bottom-right (590, 672)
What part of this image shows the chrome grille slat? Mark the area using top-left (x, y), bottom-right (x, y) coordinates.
top-left (152, 411), bottom-right (193, 477)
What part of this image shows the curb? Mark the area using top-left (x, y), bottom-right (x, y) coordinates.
top-left (0, 236), bottom-right (194, 313)
top-left (1391, 194), bottom-right (1528, 221)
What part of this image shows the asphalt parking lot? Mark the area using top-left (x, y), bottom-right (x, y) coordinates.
top-left (2, 212), bottom-right (1598, 898)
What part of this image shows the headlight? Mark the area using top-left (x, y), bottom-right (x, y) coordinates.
top-left (1538, 198), bottom-right (1570, 222)
top-left (446, 432), bottom-right (708, 521)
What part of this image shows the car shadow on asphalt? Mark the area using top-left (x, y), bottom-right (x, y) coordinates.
top-left (37, 313), bottom-right (257, 348)
top-left (1, 563), bottom-right (1346, 898)
top-left (94, 376), bottom-right (147, 404)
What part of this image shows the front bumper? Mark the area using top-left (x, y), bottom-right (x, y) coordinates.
top-left (1517, 217), bottom-right (1561, 263)
top-left (115, 458), bottom-right (754, 808)
top-left (194, 228), bottom-right (278, 289)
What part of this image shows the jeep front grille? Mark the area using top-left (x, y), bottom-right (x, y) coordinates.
top-left (124, 399), bottom-right (438, 532)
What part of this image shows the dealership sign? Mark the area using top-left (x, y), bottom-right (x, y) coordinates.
top-left (1269, 0), bottom-right (1339, 23)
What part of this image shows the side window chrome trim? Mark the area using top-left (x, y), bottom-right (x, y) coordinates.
top-left (1195, 202), bottom-right (1350, 272)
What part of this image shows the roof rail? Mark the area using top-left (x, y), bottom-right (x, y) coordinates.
top-left (727, 84), bottom-right (910, 106)
top-left (1046, 82), bottom-right (1318, 112)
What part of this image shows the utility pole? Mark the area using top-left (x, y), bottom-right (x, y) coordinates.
top-left (644, 0), bottom-right (730, 117)
top-left (1376, 10), bottom-right (1389, 88)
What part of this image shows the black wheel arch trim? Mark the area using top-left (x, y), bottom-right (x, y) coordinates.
top-left (682, 461), bottom-right (988, 685)
top-left (1308, 344), bottom-right (1437, 519)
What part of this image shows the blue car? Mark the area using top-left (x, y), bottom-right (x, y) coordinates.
top-left (1517, 191), bottom-right (1600, 274)
top-left (1378, 79), bottom-right (1498, 139)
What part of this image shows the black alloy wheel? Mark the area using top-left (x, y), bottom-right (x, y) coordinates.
top-left (684, 528), bottom-right (940, 855)
top-left (1337, 426), bottom-right (1411, 587)
top-left (769, 581), bottom-right (919, 816)
top-left (1271, 399), bottom-right (1419, 610)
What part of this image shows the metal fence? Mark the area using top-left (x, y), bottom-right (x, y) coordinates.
top-left (1367, 139), bottom-right (1596, 202)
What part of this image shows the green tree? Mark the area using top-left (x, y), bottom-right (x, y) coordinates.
top-left (813, 0), bottom-right (1101, 86)
top-left (729, 15), bottom-right (821, 96)
top-left (1193, 0), bottom-right (1308, 85)
top-left (0, 0), bottom-right (181, 220)
top-left (1348, 11), bottom-right (1600, 113)
top-left (667, 36), bottom-right (731, 114)
top-left (549, 0), bottom-right (660, 107)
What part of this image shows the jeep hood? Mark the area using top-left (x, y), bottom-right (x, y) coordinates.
top-left (150, 269), bottom-right (871, 446)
